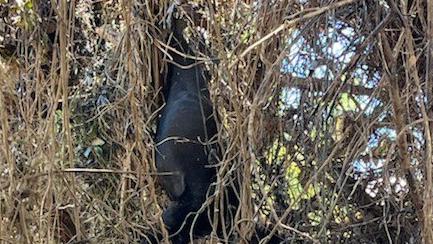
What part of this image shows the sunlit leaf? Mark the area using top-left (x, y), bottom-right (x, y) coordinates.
top-left (308, 211), bottom-right (321, 226)
top-left (333, 115), bottom-right (345, 141)
top-left (339, 93), bottom-right (357, 111)
top-left (287, 162), bottom-right (301, 178)
top-left (24, 0), bottom-right (33, 10)
top-left (240, 29), bottom-right (251, 44)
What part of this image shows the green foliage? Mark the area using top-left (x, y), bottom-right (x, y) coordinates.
top-left (240, 29), bottom-right (253, 44)
top-left (308, 211), bottom-right (321, 226)
top-left (8, 0), bottom-right (37, 31)
top-left (338, 93), bottom-right (357, 112)
top-left (55, 109), bottom-right (63, 134)
top-left (266, 140), bottom-right (316, 209)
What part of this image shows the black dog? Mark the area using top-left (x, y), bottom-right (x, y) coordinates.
top-left (144, 12), bottom-right (285, 244)
top-left (151, 14), bottom-right (218, 243)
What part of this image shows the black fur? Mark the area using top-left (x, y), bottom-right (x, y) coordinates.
top-left (152, 15), bottom-right (218, 243)
top-left (142, 13), bottom-right (285, 244)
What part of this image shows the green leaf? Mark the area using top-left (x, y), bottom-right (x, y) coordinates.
top-left (308, 211), bottom-right (321, 226)
top-left (55, 110), bottom-right (63, 133)
top-left (339, 93), bottom-right (357, 111)
top-left (240, 30), bottom-right (251, 44)
top-left (24, 0), bottom-right (33, 10)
